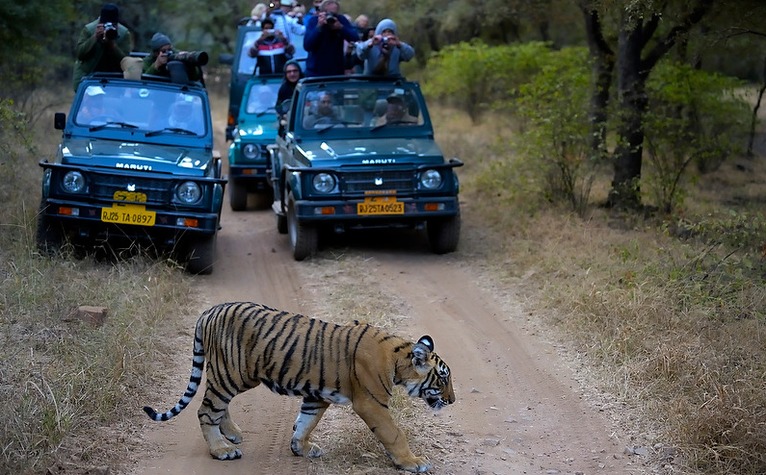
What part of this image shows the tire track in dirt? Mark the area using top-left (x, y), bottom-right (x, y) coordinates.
top-left (367, 252), bottom-right (638, 474)
top-left (130, 207), bottom-right (315, 475)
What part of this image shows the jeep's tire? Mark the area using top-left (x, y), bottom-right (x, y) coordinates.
top-left (427, 212), bottom-right (461, 255)
top-left (287, 192), bottom-right (317, 261)
top-left (186, 233), bottom-right (216, 275)
top-left (229, 181), bottom-right (247, 211)
top-left (276, 213), bottom-right (288, 234)
top-left (36, 203), bottom-right (64, 256)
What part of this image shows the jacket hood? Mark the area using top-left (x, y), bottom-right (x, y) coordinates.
top-left (375, 19), bottom-right (397, 36)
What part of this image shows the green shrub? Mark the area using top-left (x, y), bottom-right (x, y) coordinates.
top-left (644, 62), bottom-right (751, 212)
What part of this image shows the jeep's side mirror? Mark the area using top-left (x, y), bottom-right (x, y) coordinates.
top-left (276, 99), bottom-right (292, 116)
top-left (54, 112), bottom-right (66, 130)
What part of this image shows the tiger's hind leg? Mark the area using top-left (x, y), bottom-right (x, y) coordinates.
top-left (221, 409), bottom-right (243, 444)
top-left (198, 387), bottom-right (244, 460)
top-left (290, 397), bottom-right (330, 458)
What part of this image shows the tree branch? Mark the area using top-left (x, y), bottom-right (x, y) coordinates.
top-left (641, 0), bottom-right (714, 73)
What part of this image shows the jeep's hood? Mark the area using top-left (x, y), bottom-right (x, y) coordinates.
top-left (298, 138), bottom-right (443, 167)
top-left (60, 138), bottom-right (212, 175)
top-left (235, 119), bottom-right (279, 141)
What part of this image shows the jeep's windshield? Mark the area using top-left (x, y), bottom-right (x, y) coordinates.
top-left (245, 82), bottom-right (280, 115)
top-left (74, 84), bottom-right (207, 136)
top-left (299, 85), bottom-right (425, 133)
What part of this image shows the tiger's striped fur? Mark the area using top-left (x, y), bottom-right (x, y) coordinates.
top-left (143, 302), bottom-right (455, 473)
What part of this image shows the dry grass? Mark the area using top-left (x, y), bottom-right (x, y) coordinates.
top-left (432, 103), bottom-right (766, 474)
top-left (0, 95), bottom-right (195, 474)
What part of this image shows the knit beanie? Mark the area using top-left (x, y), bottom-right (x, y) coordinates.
top-left (375, 18), bottom-right (397, 36)
top-left (151, 32), bottom-right (172, 51)
top-left (100, 4), bottom-right (119, 24)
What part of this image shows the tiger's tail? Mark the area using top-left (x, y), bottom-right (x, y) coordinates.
top-left (142, 323), bottom-right (205, 422)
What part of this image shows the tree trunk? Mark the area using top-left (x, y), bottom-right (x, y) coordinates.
top-left (607, 18), bottom-right (648, 209)
top-left (580, 6), bottom-right (614, 160)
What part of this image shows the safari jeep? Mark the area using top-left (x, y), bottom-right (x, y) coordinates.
top-left (37, 72), bottom-right (226, 274)
top-left (271, 75), bottom-right (463, 261)
top-left (226, 75), bottom-right (282, 210)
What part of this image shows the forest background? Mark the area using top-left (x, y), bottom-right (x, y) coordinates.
top-left (2, 0), bottom-right (766, 474)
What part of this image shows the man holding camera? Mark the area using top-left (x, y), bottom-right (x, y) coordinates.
top-left (248, 18), bottom-right (294, 75)
top-left (303, 0), bottom-right (358, 77)
top-left (72, 3), bottom-right (133, 91)
top-left (143, 32), bottom-right (205, 82)
top-left (356, 18), bottom-right (414, 77)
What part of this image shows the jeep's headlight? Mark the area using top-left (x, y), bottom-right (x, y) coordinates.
top-left (420, 169), bottom-right (443, 190)
top-left (62, 171), bottom-right (86, 193)
top-left (176, 181), bottom-right (202, 204)
top-left (312, 173), bottom-right (336, 194)
top-left (243, 144), bottom-right (260, 160)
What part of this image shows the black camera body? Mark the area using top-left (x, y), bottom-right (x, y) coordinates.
top-left (381, 36), bottom-right (390, 48)
top-left (166, 50), bottom-right (210, 67)
top-left (103, 22), bottom-right (118, 41)
top-left (325, 12), bottom-right (337, 25)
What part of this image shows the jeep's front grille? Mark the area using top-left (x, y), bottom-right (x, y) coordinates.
top-left (91, 174), bottom-right (174, 204)
top-left (343, 170), bottom-right (415, 193)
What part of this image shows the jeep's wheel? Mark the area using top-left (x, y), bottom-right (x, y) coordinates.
top-left (229, 181), bottom-right (247, 211)
top-left (185, 233), bottom-right (216, 275)
top-left (276, 213), bottom-right (288, 234)
top-left (287, 192), bottom-right (317, 261)
top-left (36, 203), bottom-right (64, 256)
top-left (427, 212), bottom-right (461, 254)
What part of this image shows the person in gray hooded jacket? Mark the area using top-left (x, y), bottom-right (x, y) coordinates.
top-left (355, 18), bottom-right (414, 77)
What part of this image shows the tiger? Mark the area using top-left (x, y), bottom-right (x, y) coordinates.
top-left (143, 301), bottom-right (455, 473)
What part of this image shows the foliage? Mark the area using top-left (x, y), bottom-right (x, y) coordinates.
top-left (514, 46), bottom-right (595, 215)
top-left (423, 40), bottom-right (551, 123)
top-left (643, 61), bottom-right (750, 212)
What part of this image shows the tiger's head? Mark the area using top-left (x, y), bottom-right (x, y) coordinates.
top-left (402, 335), bottom-right (456, 410)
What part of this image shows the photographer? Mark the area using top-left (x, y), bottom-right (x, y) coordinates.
top-left (72, 3), bottom-right (133, 91)
top-left (247, 18), bottom-right (294, 75)
top-left (303, 0), bottom-right (358, 77)
top-left (143, 32), bottom-right (204, 82)
top-left (356, 18), bottom-right (414, 77)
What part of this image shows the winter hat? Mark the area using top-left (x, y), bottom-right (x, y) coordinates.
top-left (100, 4), bottom-right (119, 24)
top-left (280, 0), bottom-right (293, 6)
top-left (375, 18), bottom-right (397, 36)
top-left (151, 33), bottom-right (172, 51)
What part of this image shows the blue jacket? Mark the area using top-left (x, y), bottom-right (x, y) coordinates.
top-left (303, 14), bottom-right (358, 77)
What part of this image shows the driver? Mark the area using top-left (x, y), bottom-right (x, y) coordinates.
top-left (304, 92), bottom-right (340, 128)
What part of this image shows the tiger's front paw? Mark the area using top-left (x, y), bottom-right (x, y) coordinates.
top-left (210, 444), bottom-right (243, 460)
top-left (393, 455), bottom-right (431, 473)
top-left (290, 438), bottom-right (324, 458)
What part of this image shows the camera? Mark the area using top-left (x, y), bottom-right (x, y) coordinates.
top-left (103, 22), bottom-right (118, 41)
top-left (166, 50), bottom-right (210, 67)
top-left (325, 12), bottom-right (336, 25)
top-left (381, 36), bottom-right (390, 47)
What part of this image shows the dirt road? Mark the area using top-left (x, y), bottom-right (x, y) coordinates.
top-left (125, 190), bottom-right (647, 475)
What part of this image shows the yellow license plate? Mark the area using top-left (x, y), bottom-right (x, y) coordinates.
top-left (101, 203), bottom-right (156, 226)
top-left (357, 197), bottom-right (404, 215)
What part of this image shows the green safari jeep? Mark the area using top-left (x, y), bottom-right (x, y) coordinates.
top-left (271, 75), bottom-right (463, 261)
top-left (37, 71), bottom-right (226, 274)
top-left (226, 75), bottom-right (282, 210)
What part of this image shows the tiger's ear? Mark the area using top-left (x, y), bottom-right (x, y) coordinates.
top-left (412, 335), bottom-right (434, 368)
